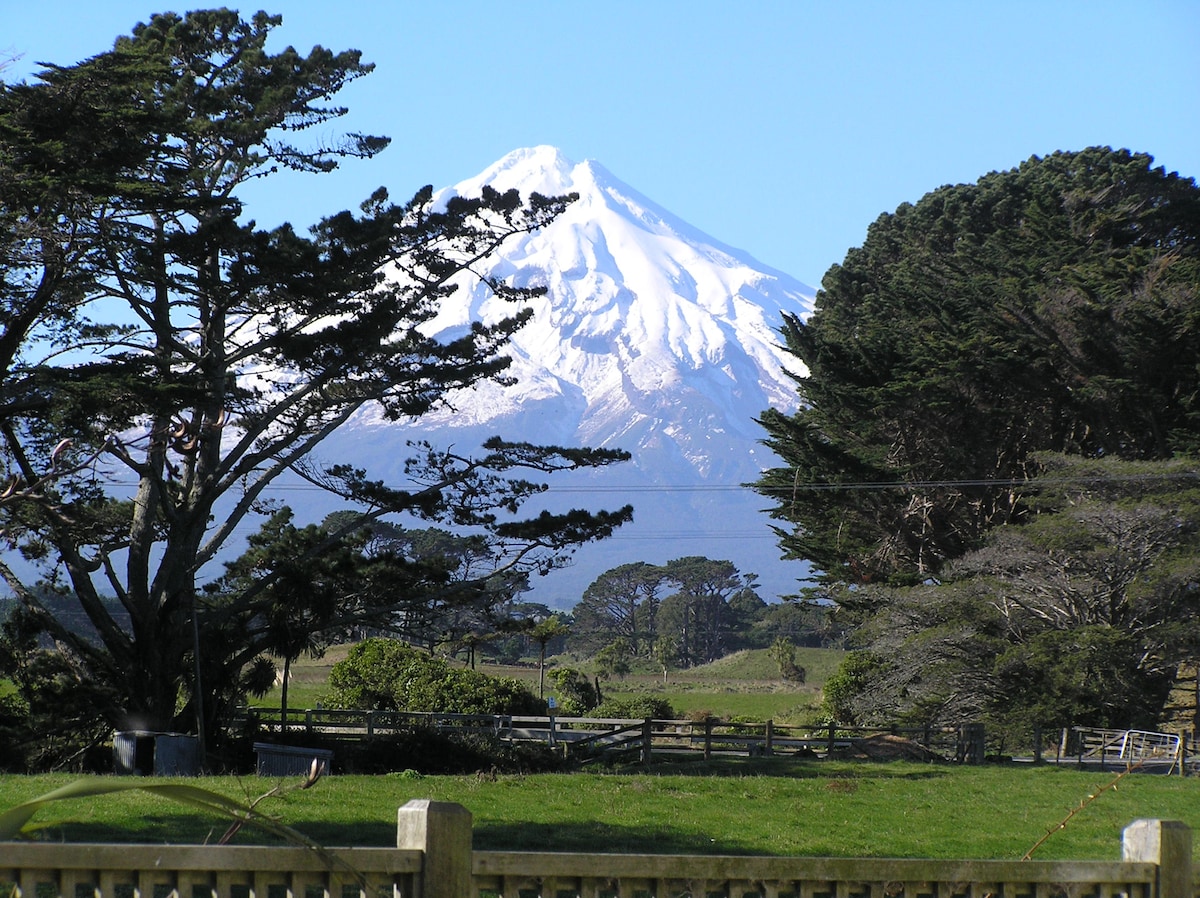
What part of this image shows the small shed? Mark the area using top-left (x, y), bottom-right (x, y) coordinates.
top-left (113, 731), bottom-right (201, 776)
top-left (253, 742), bottom-right (334, 777)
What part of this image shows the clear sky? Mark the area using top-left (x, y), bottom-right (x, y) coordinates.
top-left (4, 1), bottom-right (1198, 290)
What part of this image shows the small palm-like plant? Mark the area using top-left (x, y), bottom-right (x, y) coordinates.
top-left (0, 759), bottom-right (324, 843)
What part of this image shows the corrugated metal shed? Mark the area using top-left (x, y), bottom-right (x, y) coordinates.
top-left (113, 731), bottom-right (200, 775)
top-left (253, 741), bottom-right (333, 777)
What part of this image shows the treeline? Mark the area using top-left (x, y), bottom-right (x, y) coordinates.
top-left (564, 557), bottom-right (837, 670)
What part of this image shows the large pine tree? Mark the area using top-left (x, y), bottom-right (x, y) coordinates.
top-left (0, 10), bottom-right (631, 755)
top-left (755, 147), bottom-right (1200, 587)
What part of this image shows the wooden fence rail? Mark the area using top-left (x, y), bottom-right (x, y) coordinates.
top-left (237, 709), bottom-right (979, 763)
top-left (1070, 728), bottom-right (1185, 771)
top-left (3, 805), bottom-right (1195, 898)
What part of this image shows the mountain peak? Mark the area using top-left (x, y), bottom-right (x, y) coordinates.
top-left (347, 149), bottom-right (816, 601)
top-left (450, 145), bottom-right (579, 198)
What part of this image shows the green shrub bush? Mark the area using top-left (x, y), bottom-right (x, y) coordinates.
top-left (593, 696), bottom-right (676, 719)
top-left (339, 730), bottom-right (567, 774)
top-left (326, 638), bottom-right (545, 715)
top-left (545, 666), bottom-right (600, 715)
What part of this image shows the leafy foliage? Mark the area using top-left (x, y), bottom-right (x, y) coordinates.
top-left (756, 146), bottom-right (1200, 730)
top-left (768, 637), bottom-right (806, 683)
top-left (0, 10), bottom-right (630, 760)
top-left (570, 562), bottom-right (663, 655)
top-left (756, 147), bottom-right (1200, 586)
top-left (822, 455), bottom-right (1200, 730)
top-left (569, 556), bottom-right (826, 667)
top-left (594, 637), bottom-right (633, 680)
top-left (592, 695), bottom-right (677, 720)
top-left (325, 637), bottom-right (544, 715)
top-left (545, 666), bottom-right (601, 715)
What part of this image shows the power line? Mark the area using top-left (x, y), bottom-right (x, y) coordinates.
top-left (96, 470), bottom-right (1198, 495)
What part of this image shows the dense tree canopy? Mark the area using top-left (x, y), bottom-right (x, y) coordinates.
top-left (566, 556), bottom-right (830, 667)
top-left (758, 147), bottom-right (1200, 731)
top-left (756, 147), bottom-right (1200, 586)
top-left (0, 9), bottom-right (631, 764)
top-left (570, 562), bottom-right (663, 656)
top-left (823, 455), bottom-right (1200, 732)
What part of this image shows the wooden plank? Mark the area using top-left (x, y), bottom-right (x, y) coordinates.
top-left (470, 854), bottom-right (1155, 889)
top-left (59, 870), bottom-right (85, 898)
top-left (1, 844), bottom-right (1169, 898)
top-left (98, 870), bottom-right (119, 898)
top-left (2, 847), bottom-right (421, 878)
top-left (19, 869), bottom-right (45, 898)
top-left (177, 871), bottom-right (215, 898)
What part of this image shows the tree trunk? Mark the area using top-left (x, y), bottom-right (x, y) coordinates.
top-left (281, 655), bottom-right (291, 733)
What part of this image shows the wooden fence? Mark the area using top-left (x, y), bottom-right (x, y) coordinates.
top-left (3, 804), bottom-right (1195, 898)
top-left (239, 708), bottom-right (977, 763)
top-left (1070, 728), bottom-right (1185, 771)
top-left (239, 710), bottom-right (1200, 772)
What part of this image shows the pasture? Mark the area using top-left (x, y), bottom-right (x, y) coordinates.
top-left (254, 645), bottom-right (840, 725)
top-left (6, 643), bottom-right (1197, 861)
top-left (2, 761), bottom-right (1198, 859)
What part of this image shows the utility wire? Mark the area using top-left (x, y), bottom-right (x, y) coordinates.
top-left (94, 470), bottom-right (1197, 495)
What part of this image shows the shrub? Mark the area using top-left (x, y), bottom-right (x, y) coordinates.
top-left (768, 637), bottom-right (807, 683)
top-left (545, 666), bottom-right (600, 715)
top-left (326, 638), bottom-right (544, 715)
top-left (339, 730), bottom-right (567, 774)
top-left (593, 696), bottom-right (677, 719)
top-left (245, 728), bottom-right (568, 775)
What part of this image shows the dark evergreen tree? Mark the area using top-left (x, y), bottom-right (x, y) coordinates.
top-left (822, 455), bottom-right (1200, 731)
top-left (655, 556), bottom-right (751, 666)
top-left (569, 561), bottom-right (664, 655)
top-left (201, 508), bottom-right (365, 729)
top-left (755, 148), bottom-right (1200, 586)
top-left (757, 599), bottom-right (840, 648)
top-left (570, 556), bottom-right (763, 666)
top-left (0, 10), bottom-right (631, 756)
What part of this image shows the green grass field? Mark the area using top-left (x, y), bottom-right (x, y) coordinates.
top-left (2, 761), bottom-right (1197, 859)
top-left (252, 645), bottom-right (841, 725)
top-left (5, 644), bottom-right (1199, 860)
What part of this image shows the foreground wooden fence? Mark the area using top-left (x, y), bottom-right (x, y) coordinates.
top-left (3, 804), bottom-right (1196, 898)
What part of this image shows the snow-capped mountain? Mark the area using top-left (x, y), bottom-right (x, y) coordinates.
top-left (334, 146), bottom-right (815, 603)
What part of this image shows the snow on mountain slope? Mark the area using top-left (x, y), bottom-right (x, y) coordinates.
top-left (335, 146), bottom-right (815, 602)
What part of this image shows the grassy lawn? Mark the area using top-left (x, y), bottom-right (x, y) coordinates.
top-left (12, 643), bottom-right (1192, 861)
top-left (3, 761), bottom-right (1197, 859)
top-left (250, 646), bottom-right (842, 726)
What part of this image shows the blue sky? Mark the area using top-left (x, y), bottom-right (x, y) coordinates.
top-left (5, 1), bottom-right (1199, 289)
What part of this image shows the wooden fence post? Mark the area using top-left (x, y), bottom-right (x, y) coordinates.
top-left (765, 719), bottom-right (774, 757)
top-left (398, 799), bottom-right (473, 898)
top-left (1123, 819), bottom-right (1192, 898)
top-left (642, 718), bottom-right (652, 765)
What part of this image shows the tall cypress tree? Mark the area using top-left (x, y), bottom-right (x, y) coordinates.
top-left (756, 148), bottom-right (1200, 587)
top-left (0, 10), bottom-right (631, 750)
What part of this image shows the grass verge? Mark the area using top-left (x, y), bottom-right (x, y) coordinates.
top-left (2, 760), bottom-right (1197, 859)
